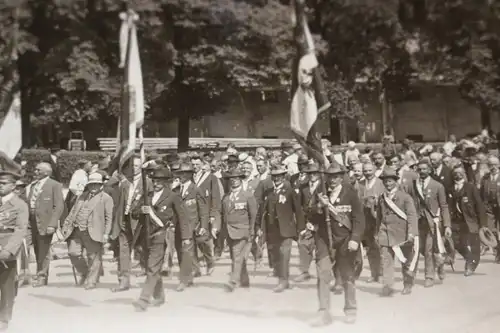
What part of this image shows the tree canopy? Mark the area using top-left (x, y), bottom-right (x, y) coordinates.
top-left (1, 0), bottom-right (500, 137)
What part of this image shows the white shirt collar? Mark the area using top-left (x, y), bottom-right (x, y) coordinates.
top-left (435, 164), bottom-right (443, 176)
top-left (259, 170), bottom-right (269, 181)
top-left (419, 176), bottom-right (431, 188)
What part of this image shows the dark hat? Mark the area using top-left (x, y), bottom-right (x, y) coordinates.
top-left (303, 163), bottom-right (320, 173)
top-left (0, 170), bottom-right (21, 180)
top-left (479, 227), bottom-right (498, 248)
top-left (281, 141), bottom-right (293, 149)
top-left (297, 155), bottom-right (309, 165)
top-left (177, 163), bottom-right (194, 173)
top-left (270, 165), bottom-right (287, 176)
top-left (150, 167), bottom-right (172, 179)
top-left (170, 163), bottom-right (181, 172)
top-left (223, 169), bottom-right (245, 179)
top-left (379, 168), bottom-right (399, 180)
top-left (227, 154), bottom-right (239, 164)
top-left (323, 163), bottom-right (346, 175)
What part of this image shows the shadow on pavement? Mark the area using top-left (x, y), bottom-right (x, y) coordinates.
top-left (28, 293), bottom-right (90, 307)
top-left (102, 298), bottom-right (136, 305)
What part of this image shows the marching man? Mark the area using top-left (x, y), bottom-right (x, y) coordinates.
top-left (376, 168), bottom-right (418, 296)
top-left (0, 169), bottom-right (29, 331)
top-left (314, 164), bottom-right (365, 326)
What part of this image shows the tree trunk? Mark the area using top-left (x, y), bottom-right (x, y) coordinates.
top-left (177, 111), bottom-right (189, 152)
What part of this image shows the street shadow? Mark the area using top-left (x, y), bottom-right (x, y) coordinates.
top-left (275, 309), bottom-right (345, 323)
top-left (102, 297), bottom-right (136, 305)
top-left (195, 304), bottom-right (266, 318)
top-left (54, 264), bottom-right (73, 269)
top-left (46, 281), bottom-right (128, 290)
top-left (28, 293), bottom-right (90, 307)
top-left (356, 284), bottom-right (382, 296)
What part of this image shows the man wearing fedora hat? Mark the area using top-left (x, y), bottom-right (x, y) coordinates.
top-left (221, 168), bottom-right (257, 292)
top-left (257, 165), bottom-right (305, 293)
top-left (61, 172), bottom-right (114, 289)
top-left (0, 169), bottom-right (29, 330)
top-left (377, 168), bottom-right (418, 296)
top-left (295, 162), bottom-right (322, 283)
top-left (290, 154), bottom-right (310, 190)
top-left (449, 166), bottom-right (486, 276)
top-left (133, 167), bottom-right (191, 311)
top-left (314, 163), bottom-right (365, 326)
top-left (176, 163), bottom-right (211, 289)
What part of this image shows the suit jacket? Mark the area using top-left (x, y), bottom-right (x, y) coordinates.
top-left (150, 188), bottom-right (191, 240)
top-left (110, 177), bottom-right (153, 240)
top-left (300, 182), bottom-right (323, 224)
top-left (28, 177), bottom-right (64, 235)
top-left (222, 188), bottom-right (257, 240)
top-left (408, 177), bottom-right (451, 230)
top-left (479, 172), bottom-right (500, 212)
top-left (0, 194), bottom-right (29, 259)
top-left (259, 183), bottom-right (305, 239)
top-left (399, 168), bottom-right (418, 193)
top-left (61, 191), bottom-right (114, 243)
top-left (254, 176), bottom-right (274, 208)
top-left (180, 182), bottom-right (209, 231)
top-left (195, 171), bottom-right (222, 224)
top-left (242, 177), bottom-right (260, 195)
top-left (322, 185), bottom-right (365, 245)
top-left (450, 182), bottom-right (486, 234)
top-left (377, 190), bottom-right (418, 247)
top-left (432, 164), bottom-right (453, 196)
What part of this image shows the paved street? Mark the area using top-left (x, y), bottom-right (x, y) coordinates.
top-left (12, 245), bottom-right (500, 333)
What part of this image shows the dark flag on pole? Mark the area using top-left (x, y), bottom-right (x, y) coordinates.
top-left (290, 0), bottom-right (331, 166)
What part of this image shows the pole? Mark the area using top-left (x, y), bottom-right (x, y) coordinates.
top-left (139, 127), bottom-right (150, 269)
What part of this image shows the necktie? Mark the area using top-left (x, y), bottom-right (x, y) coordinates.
top-left (30, 181), bottom-right (41, 209)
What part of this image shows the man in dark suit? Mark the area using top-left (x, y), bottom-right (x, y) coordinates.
top-left (289, 155), bottom-right (309, 189)
top-left (132, 168), bottom-right (190, 311)
top-left (388, 154), bottom-right (418, 193)
top-left (177, 163), bottom-right (210, 290)
top-left (191, 155), bottom-right (220, 271)
top-left (295, 163), bottom-right (322, 283)
top-left (450, 166), bottom-right (486, 275)
top-left (257, 165), bottom-right (304, 293)
top-left (408, 159), bottom-right (452, 288)
top-left (110, 156), bottom-right (152, 292)
top-left (0, 169), bottom-right (29, 330)
top-left (28, 162), bottom-right (64, 287)
top-left (430, 152), bottom-right (453, 198)
top-left (221, 169), bottom-right (257, 292)
top-left (314, 164), bottom-right (365, 326)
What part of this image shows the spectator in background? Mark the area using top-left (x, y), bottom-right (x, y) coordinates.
top-left (402, 139), bottom-right (418, 165)
top-left (382, 134), bottom-right (396, 157)
top-left (443, 134), bottom-right (457, 156)
top-left (281, 141), bottom-right (299, 176)
top-left (255, 146), bottom-right (267, 160)
top-left (344, 141), bottom-right (360, 166)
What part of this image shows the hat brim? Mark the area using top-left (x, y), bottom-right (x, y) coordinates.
top-left (379, 175), bottom-right (399, 180)
top-left (323, 170), bottom-right (346, 175)
top-left (224, 173), bottom-right (245, 179)
top-left (304, 168), bottom-right (320, 173)
top-left (177, 169), bottom-right (194, 173)
top-left (87, 181), bottom-right (103, 185)
top-left (479, 227), bottom-right (498, 248)
top-left (270, 171), bottom-right (287, 176)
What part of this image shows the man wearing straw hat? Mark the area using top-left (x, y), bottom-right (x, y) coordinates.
top-left (0, 168), bottom-right (29, 330)
top-left (61, 172), bottom-right (113, 290)
top-left (314, 163), bottom-right (365, 326)
top-left (377, 168), bottom-right (418, 296)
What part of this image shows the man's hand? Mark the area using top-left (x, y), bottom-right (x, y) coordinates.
top-left (444, 227), bottom-right (452, 238)
top-left (0, 250), bottom-right (11, 261)
top-left (211, 228), bottom-right (218, 239)
top-left (198, 228), bottom-right (207, 236)
top-left (256, 228), bottom-right (263, 237)
top-left (348, 240), bottom-right (359, 252)
top-left (182, 239), bottom-right (191, 246)
top-left (141, 206), bottom-right (151, 214)
top-left (306, 222), bottom-right (315, 231)
top-left (407, 234), bottom-right (415, 242)
top-left (46, 227), bottom-right (56, 235)
top-left (317, 194), bottom-right (329, 207)
top-left (299, 229), bottom-right (307, 236)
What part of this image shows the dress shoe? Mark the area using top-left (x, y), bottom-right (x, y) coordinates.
top-left (160, 270), bottom-right (171, 277)
top-left (84, 283), bottom-right (97, 290)
top-left (330, 283), bottom-right (343, 295)
top-left (464, 268), bottom-right (474, 277)
top-left (380, 286), bottom-right (394, 297)
top-left (424, 278), bottom-right (434, 288)
top-left (367, 276), bottom-right (380, 283)
top-left (77, 276), bottom-right (87, 286)
top-left (401, 286), bottom-right (412, 295)
top-left (273, 283), bottom-right (289, 293)
top-left (310, 310), bottom-right (333, 327)
top-left (0, 321), bottom-right (8, 332)
top-left (111, 282), bottom-right (130, 293)
top-left (32, 279), bottom-right (47, 288)
top-left (132, 299), bottom-right (148, 312)
top-left (293, 273), bottom-right (311, 283)
top-left (345, 313), bottom-right (357, 324)
top-left (193, 271), bottom-right (202, 278)
top-left (224, 282), bottom-right (236, 293)
top-left (150, 298), bottom-right (165, 307)
top-left (176, 282), bottom-right (193, 292)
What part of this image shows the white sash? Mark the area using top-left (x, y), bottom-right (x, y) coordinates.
top-left (196, 171), bottom-right (210, 187)
top-left (383, 194), bottom-right (407, 221)
top-left (148, 209), bottom-right (164, 228)
top-left (434, 208), bottom-right (446, 254)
